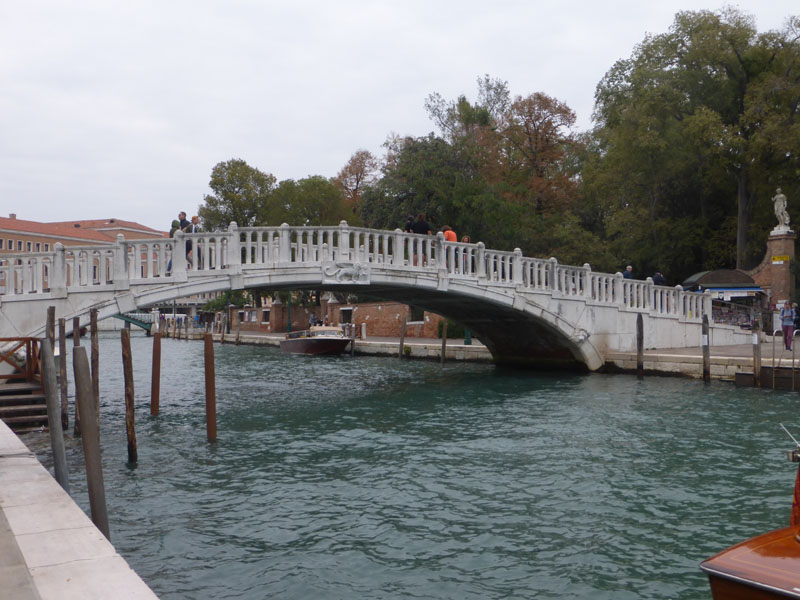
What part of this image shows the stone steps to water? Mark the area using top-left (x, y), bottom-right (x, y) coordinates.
top-left (735, 367), bottom-right (800, 390)
top-left (0, 380), bottom-right (48, 432)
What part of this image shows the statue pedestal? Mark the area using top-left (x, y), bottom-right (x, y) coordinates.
top-left (748, 231), bottom-right (797, 306)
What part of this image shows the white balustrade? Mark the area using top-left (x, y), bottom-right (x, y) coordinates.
top-left (0, 222), bottom-right (713, 327)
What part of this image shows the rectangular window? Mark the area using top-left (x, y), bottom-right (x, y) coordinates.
top-left (26, 241), bottom-right (31, 251)
top-left (8, 239), bottom-right (13, 250)
top-left (44, 243), bottom-right (50, 251)
top-left (0, 239), bottom-right (3, 249)
top-left (339, 308), bottom-right (353, 323)
top-left (17, 241), bottom-right (23, 251)
top-left (238, 311), bottom-right (245, 323)
top-left (409, 306), bottom-right (425, 323)
top-left (261, 309), bottom-right (270, 324)
top-left (35, 242), bottom-right (41, 252)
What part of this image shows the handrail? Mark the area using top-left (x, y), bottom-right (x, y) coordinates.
top-left (0, 337), bottom-right (42, 385)
top-left (0, 222), bottom-right (713, 324)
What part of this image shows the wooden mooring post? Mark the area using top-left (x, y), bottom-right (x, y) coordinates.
top-left (46, 306), bottom-right (55, 349)
top-left (440, 320), bottom-right (448, 365)
top-left (151, 331), bottom-right (161, 416)
top-left (58, 318), bottom-right (68, 429)
top-left (41, 339), bottom-right (69, 493)
top-left (73, 316), bottom-right (81, 436)
top-left (636, 313), bottom-right (643, 380)
top-left (702, 314), bottom-right (711, 383)
top-left (752, 322), bottom-right (761, 388)
top-left (73, 346), bottom-right (110, 540)
top-left (121, 329), bottom-right (138, 464)
top-left (398, 318), bottom-right (407, 358)
top-left (204, 333), bottom-right (217, 443)
top-left (90, 308), bottom-right (100, 418)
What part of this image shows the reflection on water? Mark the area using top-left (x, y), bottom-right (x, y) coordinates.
top-left (24, 333), bottom-right (799, 599)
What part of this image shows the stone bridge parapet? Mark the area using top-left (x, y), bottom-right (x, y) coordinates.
top-left (0, 222), bottom-right (751, 370)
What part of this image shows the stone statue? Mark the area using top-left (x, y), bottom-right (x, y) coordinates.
top-left (773, 187), bottom-right (790, 229)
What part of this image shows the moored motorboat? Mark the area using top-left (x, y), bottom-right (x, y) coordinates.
top-left (700, 435), bottom-right (800, 599)
top-left (279, 325), bottom-right (351, 356)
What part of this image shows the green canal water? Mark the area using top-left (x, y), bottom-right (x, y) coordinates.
top-left (24, 333), bottom-right (800, 599)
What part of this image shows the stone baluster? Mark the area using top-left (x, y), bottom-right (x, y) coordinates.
top-left (547, 257), bottom-right (558, 292)
top-left (114, 235), bottom-right (130, 291)
top-left (645, 277), bottom-right (654, 312)
top-left (338, 220), bottom-right (350, 261)
top-left (702, 290), bottom-right (713, 324)
top-left (279, 223), bottom-right (291, 262)
top-left (51, 243), bottom-right (67, 298)
top-left (513, 249), bottom-right (523, 285)
top-left (436, 232), bottom-right (447, 274)
top-left (614, 272), bottom-right (624, 306)
top-left (476, 242), bottom-right (486, 279)
top-left (392, 229), bottom-right (404, 266)
top-left (172, 231), bottom-right (187, 281)
top-left (583, 264), bottom-right (592, 299)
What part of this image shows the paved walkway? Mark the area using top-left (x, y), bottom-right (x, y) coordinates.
top-left (0, 419), bottom-right (158, 600)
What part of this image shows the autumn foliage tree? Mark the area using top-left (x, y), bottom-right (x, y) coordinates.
top-left (335, 150), bottom-right (378, 215)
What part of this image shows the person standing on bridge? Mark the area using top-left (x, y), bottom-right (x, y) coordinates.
top-left (184, 215), bottom-right (201, 267)
top-left (780, 301), bottom-right (795, 351)
top-left (623, 265), bottom-right (633, 279)
top-left (178, 211), bottom-right (190, 231)
top-left (441, 225), bottom-right (457, 242)
top-left (411, 214), bottom-right (432, 265)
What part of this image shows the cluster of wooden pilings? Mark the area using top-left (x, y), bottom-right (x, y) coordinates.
top-left (39, 305), bottom-right (219, 541)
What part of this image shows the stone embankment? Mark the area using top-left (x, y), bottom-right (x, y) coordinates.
top-left (0, 419), bottom-right (159, 600)
top-left (173, 329), bottom-right (788, 381)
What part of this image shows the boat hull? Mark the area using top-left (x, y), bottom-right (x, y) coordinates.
top-left (700, 526), bottom-right (800, 599)
top-left (279, 337), bottom-right (351, 356)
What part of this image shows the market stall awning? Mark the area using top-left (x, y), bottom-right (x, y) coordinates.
top-left (699, 286), bottom-right (763, 300)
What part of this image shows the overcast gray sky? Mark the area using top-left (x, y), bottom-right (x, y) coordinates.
top-left (1, 1), bottom-right (797, 232)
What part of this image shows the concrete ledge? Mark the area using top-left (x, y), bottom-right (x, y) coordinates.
top-left (0, 420), bottom-right (158, 600)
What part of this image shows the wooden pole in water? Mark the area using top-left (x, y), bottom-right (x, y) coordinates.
top-left (636, 313), bottom-right (644, 380)
top-left (121, 329), bottom-right (138, 463)
top-left (150, 331), bottom-right (161, 416)
top-left (398, 318), bottom-right (407, 359)
top-left (440, 320), bottom-right (448, 364)
top-left (204, 333), bottom-right (217, 443)
top-left (702, 314), bottom-right (711, 383)
top-left (73, 316), bottom-right (81, 436)
top-left (58, 318), bottom-right (68, 429)
top-left (41, 339), bottom-right (69, 493)
top-left (172, 315), bottom-right (177, 340)
top-left (46, 306), bottom-right (55, 349)
top-left (184, 316), bottom-right (189, 340)
top-left (350, 324), bottom-right (356, 357)
top-left (235, 321), bottom-right (241, 345)
top-left (73, 346), bottom-right (110, 540)
top-left (752, 321), bottom-right (761, 388)
top-left (90, 308), bottom-right (100, 418)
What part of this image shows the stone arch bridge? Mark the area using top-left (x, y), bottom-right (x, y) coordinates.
top-left (0, 222), bottom-right (750, 370)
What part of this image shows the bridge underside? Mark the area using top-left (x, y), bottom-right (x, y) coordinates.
top-left (282, 283), bottom-right (590, 371)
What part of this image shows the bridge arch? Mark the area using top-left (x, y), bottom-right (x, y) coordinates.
top-left (0, 222), bottom-right (751, 370)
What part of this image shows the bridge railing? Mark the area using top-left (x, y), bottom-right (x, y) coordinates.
top-left (0, 221), bottom-right (712, 324)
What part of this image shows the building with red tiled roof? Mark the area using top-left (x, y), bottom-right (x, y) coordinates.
top-left (0, 214), bottom-right (166, 254)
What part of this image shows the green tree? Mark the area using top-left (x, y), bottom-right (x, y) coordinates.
top-left (589, 8), bottom-right (800, 271)
top-left (269, 176), bottom-right (353, 226)
top-left (198, 159), bottom-right (277, 230)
